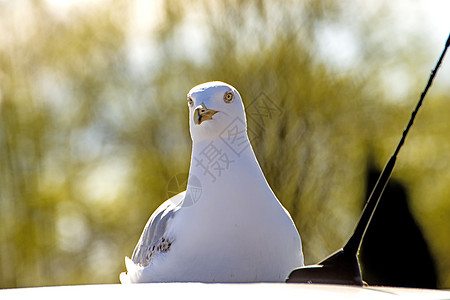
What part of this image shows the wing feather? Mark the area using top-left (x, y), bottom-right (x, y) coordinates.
top-left (130, 191), bottom-right (185, 267)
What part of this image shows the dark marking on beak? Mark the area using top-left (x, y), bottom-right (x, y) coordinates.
top-left (194, 103), bottom-right (219, 125)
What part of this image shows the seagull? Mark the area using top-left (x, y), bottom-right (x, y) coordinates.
top-left (120, 81), bottom-right (303, 283)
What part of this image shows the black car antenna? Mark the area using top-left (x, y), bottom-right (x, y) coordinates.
top-left (287, 33), bottom-right (450, 286)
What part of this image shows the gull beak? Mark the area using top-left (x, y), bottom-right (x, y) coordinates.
top-left (194, 103), bottom-right (219, 125)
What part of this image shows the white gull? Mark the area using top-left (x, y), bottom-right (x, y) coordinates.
top-left (120, 81), bottom-right (303, 283)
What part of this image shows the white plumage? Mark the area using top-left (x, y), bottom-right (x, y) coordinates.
top-left (120, 81), bottom-right (303, 283)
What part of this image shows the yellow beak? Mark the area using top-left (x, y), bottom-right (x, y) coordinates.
top-left (194, 103), bottom-right (219, 125)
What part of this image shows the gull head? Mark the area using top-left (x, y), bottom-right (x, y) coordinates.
top-left (187, 81), bottom-right (246, 142)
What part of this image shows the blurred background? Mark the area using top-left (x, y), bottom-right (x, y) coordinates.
top-left (0, 0), bottom-right (449, 289)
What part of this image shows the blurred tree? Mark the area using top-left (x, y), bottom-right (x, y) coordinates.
top-left (0, 0), bottom-right (449, 289)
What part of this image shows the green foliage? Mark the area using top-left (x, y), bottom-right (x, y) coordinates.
top-left (0, 0), bottom-right (449, 288)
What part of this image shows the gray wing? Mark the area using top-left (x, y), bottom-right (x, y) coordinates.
top-left (131, 191), bottom-right (185, 267)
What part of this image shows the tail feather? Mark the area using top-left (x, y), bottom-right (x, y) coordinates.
top-left (119, 257), bottom-right (135, 284)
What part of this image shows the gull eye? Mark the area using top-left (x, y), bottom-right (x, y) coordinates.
top-left (224, 91), bottom-right (234, 103)
top-left (187, 97), bottom-right (193, 107)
